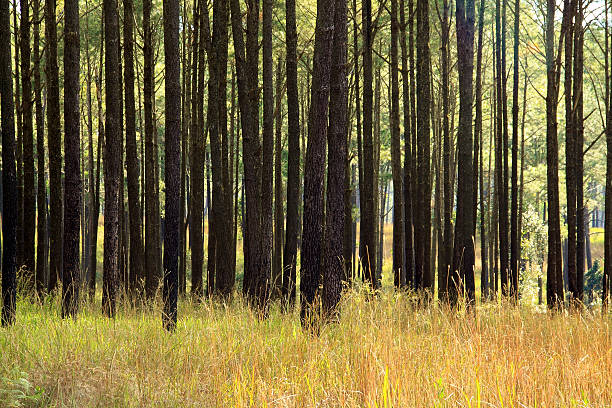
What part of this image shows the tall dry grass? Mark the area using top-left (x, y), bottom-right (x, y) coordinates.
top-left (0, 290), bottom-right (610, 407)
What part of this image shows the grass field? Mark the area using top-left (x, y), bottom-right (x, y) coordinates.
top-left (1, 291), bottom-right (610, 407)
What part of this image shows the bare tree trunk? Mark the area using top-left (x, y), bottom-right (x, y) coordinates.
top-left (545, 0), bottom-right (564, 308)
top-left (390, 0), bottom-right (404, 287)
top-left (574, 0), bottom-right (585, 303)
top-left (273, 59), bottom-right (284, 298)
top-left (416, 0), bottom-right (432, 294)
top-left (63, 0), bottom-right (81, 317)
top-left (33, 0), bottom-right (46, 297)
top-left (46, 0), bottom-right (62, 294)
top-left (162, 0), bottom-right (181, 330)
top-left (1, 0), bottom-right (18, 325)
top-left (301, 0), bottom-right (335, 323)
top-left (102, 0), bottom-right (122, 316)
top-left (323, 0), bottom-right (348, 313)
top-left (283, 0), bottom-right (300, 306)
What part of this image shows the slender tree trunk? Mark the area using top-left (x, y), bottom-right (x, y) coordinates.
top-left (20, 0), bottom-right (36, 290)
top-left (273, 59), bottom-right (284, 298)
top-left (573, 0), bottom-right (585, 304)
top-left (103, 0), bottom-right (121, 316)
top-left (440, 0), bottom-right (451, 300)
top-left (605, 6), bottom-right (612, 311)
top-left (283, 0), bottom-right (300, 306)
top-left (323, 0), bottom-right (348, 314)
top-left (451, 0), bottom-right (476, 305)
top-left (400, 0), bottom-right (414, 289)
top-left (208, 0), bottom-right (233, 297)
top-left (190, 0), bottom-right (204, 298)
top-left (124, 0), bottom-right (145, 299)
top-left (14, 0), bottom-right (23, 273)
top-left (63, 0), bottom-right (81, 317)
top-left (260, 0), bottom-right (274, 300)
top-left (509, 0), bottom-right (521, 300)
top-left (416, 0), bottom-right (432, 293)
top-left (361, 0), bottom-right (376, 286)
top-left (1, 0), bottom-right (18, 325)
top-left (564, 0), bottom-right (577, 302)
top-left (144, 0), bottom-right (162, 299)
top-left (33, 0), bottom-right (46, 297)
top-left (162, 0), bottom-right (181, 329)
top-left (390, 0), bottom-right (404, 287)
top-left (46, 0), bottom-right (62, 294)
top-left (475, 0), bottom-right (486, 301)
top-left (545, 0), bottom-right (564, 308)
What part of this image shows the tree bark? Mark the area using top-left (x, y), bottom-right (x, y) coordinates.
top-left (416, 0), bottom-right (432, 293)
top-left (124, 0), bottom-right (145, 299)
top-left (283, 0), bottom-right (300, 306)
top-left (545, 0), bottom-right (564, 308)
top-left (162, 0), bottom-right (181, 329)
top-left (301, 0), bottom-right (335, 323)
top-left (1, 0), bottom-right (18, 325)
top-left (63, 0), bottom-right (81, 317)
top-left (361, 0), bottom-right (377, 286)
top-left (323, 0), bottom-right (348, 314)
top-left (103, 0), bottom-right (122, 316)
top-left (390, 0), bottom-right (404, 288)
top-left (33, 0), bottom-right (46, 298)
top-left (273, 59), bottom-right (284, 298)
top-left (46, 0), bottom-right (62, 294)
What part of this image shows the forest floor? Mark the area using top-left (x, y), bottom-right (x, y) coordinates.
top-left (0, 291), bottom-right (610, 407)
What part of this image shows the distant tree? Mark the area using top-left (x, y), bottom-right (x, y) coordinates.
top-left (1, 0), bottom-right (18, 326)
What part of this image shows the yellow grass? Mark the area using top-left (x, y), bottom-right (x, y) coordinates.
top-left (1, 291), bottom-right (610, 407)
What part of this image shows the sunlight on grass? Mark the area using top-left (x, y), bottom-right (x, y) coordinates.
top-left (0, 289), bottom-right (610, 407)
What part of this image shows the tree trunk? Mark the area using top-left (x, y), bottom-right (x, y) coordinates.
top-left (440, 0), bottom-right (451, 300)
top-left (400, 0), bottom-right (414, 289)
top-left (273, 59), bottom-right (284, 298)
top-left (573, 0), bottom-right (585, 303)
top-left (323, 0), bottom-right (348, 314)
top-left (46, 0), bottom-right (62, 294)
top-left (283, 0), bottom-right (300, 306)
top-left (416, 0), bottom-right (432, 293)
top-left (62, 0), bottom-right (81, 317)
top-left (260, 0), bottom-right (274, 300)
top-left (162, 0), bottom-right (181, 330)
top-left (300, 0), bottom-right (335, 323)
top-left (606, 3), bottom-right (612, 311)
top-left (545, 0), bottom-right (564, 308)
top-left (190, 0), bottom-right (204, 298)
top-left (124, 0), bottom-right (145, 299)
top-left (390, 0), bottom-right (404, 288)
top-left (475, 0), bottom-right (486, 301)
top-left (361, 0), bottom-right (376, 286)
top-left (451, 0), bottom-right (476, 305)
top-left (103, 0), bottom-right (121, 316)
top-left (33, 0), bottom-right (46, 298)
top-left (1, 0), bottom-right (18, 325)
top-left (509, 0), bottom-right (520, 300)
top-left (144, 0), bottom-right (162, 299)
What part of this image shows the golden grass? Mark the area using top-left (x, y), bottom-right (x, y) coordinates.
top-left (1, 290), bottom-right (610, 407)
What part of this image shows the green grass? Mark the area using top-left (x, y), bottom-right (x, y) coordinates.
top-left (1, 290), bottom-right (610, 407)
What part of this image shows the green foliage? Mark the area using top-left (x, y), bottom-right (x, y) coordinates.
top-left (0, 370), bottom-right (45, 407)
top-left (584, 259), bottom-right (603, 305)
